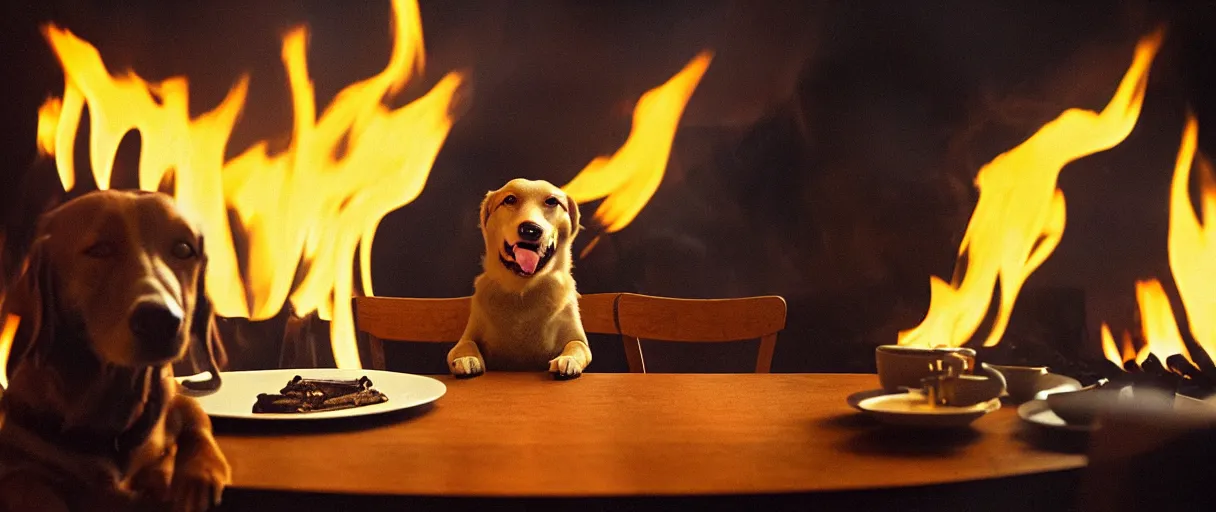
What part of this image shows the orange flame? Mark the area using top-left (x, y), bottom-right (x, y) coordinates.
top-left (36, 98), bottom-right (62, 157)
top-left (1100, 323), bottom-right (1121, 365)
top-left (563, 51), bottom-right (712, 233)
top-left (35, 0), bottom-right (463, 368)
top-left (1133, 279), bottom-right (1193, 366)
top-left (1100, 115), bottom-right (1214, 370)
top-left (898, 30), bottom-right (1162, 349)
top-left (1165, 114), bottom-right (1216, 360)
top-left (0, 314), bottom-right (19, 389)
top-left (1100, 323), bottom-right (1141, 367)
top-left (1129, 334), bottom-right (1146, 365)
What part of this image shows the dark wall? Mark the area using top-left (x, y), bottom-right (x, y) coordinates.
top-left (2, 1), bottom-right (1215, 374)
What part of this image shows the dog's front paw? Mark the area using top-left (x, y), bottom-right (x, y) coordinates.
top-left (548, 355), bottom-right (585, 380)
top-left (450, 356), bottom-right (485, 378)
top-left (132, 462), bottom-right (173, 503)
top-left (170, 455), bottom-right (230, 512)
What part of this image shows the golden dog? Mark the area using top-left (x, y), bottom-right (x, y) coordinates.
top-left (448, 179), bottom-right (591, 379)
top-left (0, 190), bottom-right (229, 511)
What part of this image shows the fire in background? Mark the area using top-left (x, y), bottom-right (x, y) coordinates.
top-left (20, 0), bottom-right (710, 370)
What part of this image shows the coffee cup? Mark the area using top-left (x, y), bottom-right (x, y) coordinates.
top-left (925, 363), bottom-right (1006, 406)
top-left (875, 345), bottom-right (976, 392)
top-left (984, 363), bottom-right (1049, 403)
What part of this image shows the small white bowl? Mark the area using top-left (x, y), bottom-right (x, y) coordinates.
top-left (984, 363), bottom-right (1054, 403)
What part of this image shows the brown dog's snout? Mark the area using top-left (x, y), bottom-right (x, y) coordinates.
top-left (518, 222), bottom-right (544, 242)
top-left (129, 301), bottom-right (183, 345)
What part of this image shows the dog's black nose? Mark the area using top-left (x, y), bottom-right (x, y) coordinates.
top-left (518, 222), bottom-right (543, 242)
top-left (129, 302), bottom-right (183, 343)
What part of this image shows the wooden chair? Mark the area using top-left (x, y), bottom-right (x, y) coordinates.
top-left (352, 293), bottom-right (621, 370)
top-left (615, 293), bottom-right (787, 373)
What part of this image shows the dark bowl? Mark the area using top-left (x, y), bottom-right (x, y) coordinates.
top-left (1045, 386), bottom-right (1120, 425)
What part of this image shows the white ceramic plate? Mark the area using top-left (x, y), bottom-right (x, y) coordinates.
top-left (176, 368), bottom-right (447, 420)
top-left (847, 389), bottom-right (1000, 428)
top-left (1017, 399), bottom-right (1093, 433)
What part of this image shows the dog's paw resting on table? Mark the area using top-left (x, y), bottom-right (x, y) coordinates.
top-left (449, 179), bottom-right (592, 380)
top-left (169, 444), bottom-right (230, 512)
top-left (0, 190), bottom-right (229, 511)
top-left (131, 416), bottom-right (230, 512)
top-left (549, 340), bottom-right (592, 380)
top-left (449, 356), bottom-right (485, 378)
top-left (447, 338), bottom-right (486, 378)
top-left (164, 397), bottom-right (231, 511)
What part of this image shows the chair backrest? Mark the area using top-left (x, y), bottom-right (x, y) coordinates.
top-left (352, 293), bottom-right (621, 369)
top-left (615, 293), bottom-right (787, 373)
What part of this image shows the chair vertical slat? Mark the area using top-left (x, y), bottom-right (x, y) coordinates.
top-left (755, 333), bottom-right (778, 373)
top-left (623, 336), bottom-right (647, 373)
top-left (368, 334), bottom-right (387, 371)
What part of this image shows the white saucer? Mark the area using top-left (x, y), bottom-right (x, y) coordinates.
top-left (1028, 373), bottom-right (1083, 401)
top-left (847, 389), bottom-right (1001, 428)
top-left (177, 368), bottom-right (447, 421)
top-left (1017, 399), bottom-right (1094, 433)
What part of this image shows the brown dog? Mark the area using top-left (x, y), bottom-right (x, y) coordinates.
top-left (0, 190), bottom-right (229, 511)
top-left (448, 179), bottom-right (591, 379)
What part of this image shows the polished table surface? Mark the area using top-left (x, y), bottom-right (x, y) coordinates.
top-left (214, 373), bottom-right (1086, 497)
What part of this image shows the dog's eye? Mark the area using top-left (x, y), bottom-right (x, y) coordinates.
top-left (503, 195), bottom-right (517, 205)
top-left (83, 242), bottom-right (116, 259)
top-left (545, 197), bottom-right (560, 207)
top-left (171, 242), bottom-right (197, 260)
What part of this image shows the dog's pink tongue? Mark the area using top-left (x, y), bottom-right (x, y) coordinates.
top-left (513, 246), bottom-right (540, 275)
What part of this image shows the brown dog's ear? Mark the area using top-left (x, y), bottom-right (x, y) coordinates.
top-left (180, 237), bottom-right (226, 392)
top-left (479, 190), bottom-right (498, 231)
top-left (4, 236), bottom-right (57, 379)
top-left (565, 193), bottom-right (582, 238)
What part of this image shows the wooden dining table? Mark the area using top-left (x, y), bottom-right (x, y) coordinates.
top-left (213, 372), bottom-right (1086, 509)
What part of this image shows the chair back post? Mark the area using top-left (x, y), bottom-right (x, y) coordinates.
top-left (352, 297), bottom-right (388, 370)
top-left (623, 336), bottom-right (646, 373)
top-left (755, 334), bottom-right (778, 373)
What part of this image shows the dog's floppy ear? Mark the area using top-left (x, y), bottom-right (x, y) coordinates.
top-left (564, 192), bottom-right (582, 238)
top-left (479, 189), bottom-right (498, 231)
top-left (180, 236), bottom-right (227, 392)
top-left (4, 235), bottom-right (57, 379)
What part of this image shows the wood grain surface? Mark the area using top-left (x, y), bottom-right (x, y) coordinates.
top-left (215, 373), bottom-right (1085, 497)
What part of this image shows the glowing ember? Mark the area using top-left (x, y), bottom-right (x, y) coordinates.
top-left (34, 0), bottom-right (464, 368)
top-left (898, 30), bottom-right (1162, 349)
top-left (563, 51), bottom-right (713, 236)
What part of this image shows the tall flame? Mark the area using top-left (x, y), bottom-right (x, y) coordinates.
top-left (1097, 115), bottom-right (1216, 370)
top-left (898, 31), bottom-right (1162, 348)
top-left (563, 51), bottom-right (713, 234)
top-left (1165, 114), bottom-right (1216, 359)
top-left (35, 0), bottom-right (464, 368)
